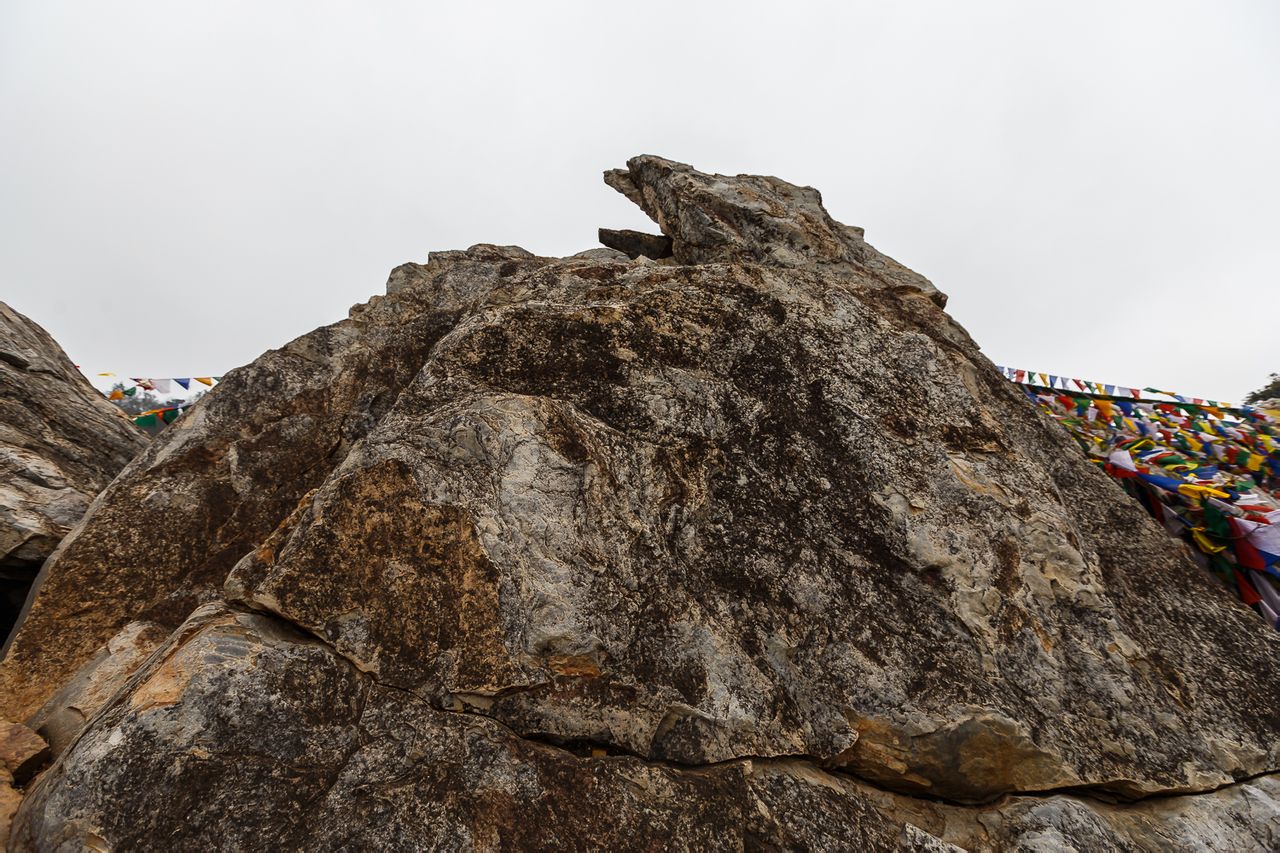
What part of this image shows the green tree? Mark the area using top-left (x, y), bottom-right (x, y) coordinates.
top-left (1245, 374), bottom-right (1280, 405)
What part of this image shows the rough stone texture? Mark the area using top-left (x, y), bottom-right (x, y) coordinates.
top-left (27, 620), bottom-right (167, 756)
top-left (14, 606), bottom-right (1280, 851)
top-left (6, 157), bottom-right (1280, 849)
top-left (0, 303), bottom-right (147, 639)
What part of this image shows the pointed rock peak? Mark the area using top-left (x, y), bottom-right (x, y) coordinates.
top-left (604, 156), bottom-right (946, 306)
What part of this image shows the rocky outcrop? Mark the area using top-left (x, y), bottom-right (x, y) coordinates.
top-left (0, 303), bottom-right (147, 642)
top-left (6, 157), bottom-right (1280, 849)
top-left (604, 156), bottom-right (947, 306)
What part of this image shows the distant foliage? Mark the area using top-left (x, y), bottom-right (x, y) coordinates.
top-left (1246, 374), bottom-right (1280, 405)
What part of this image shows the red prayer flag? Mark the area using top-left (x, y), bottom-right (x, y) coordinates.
top-left (1231, 519), bottom-right (1268, 571)
top-left (1236, 570), bottom-right (1263, 606)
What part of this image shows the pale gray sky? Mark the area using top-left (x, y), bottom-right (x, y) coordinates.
top-left (2, 1), bottom-right (1277, 402)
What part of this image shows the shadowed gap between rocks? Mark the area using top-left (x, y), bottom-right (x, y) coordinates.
top-left (1, 561), bottom-right (39, 647)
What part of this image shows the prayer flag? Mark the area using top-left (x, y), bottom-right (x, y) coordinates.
top-left (1247, 522), bottom-right (1280, 566)
top-left (1236, 571), bottom-right (1263, 606)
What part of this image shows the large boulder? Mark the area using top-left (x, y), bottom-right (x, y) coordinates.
top-left (0, 303), bottom-right (147, 642)
top-left (6, 157), bottom-right (1280, 849)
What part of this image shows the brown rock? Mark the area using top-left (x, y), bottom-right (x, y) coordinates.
top-left (29, 620), bottom-right (167, 755)
top-left (0, 722), bottom-right (47, 784)
top-left (6, 158), bottom-right (1280, 848)
top-left (0, 303), bottom-right (148, 643)
top-left (0, 768), bottom-right (21, 850)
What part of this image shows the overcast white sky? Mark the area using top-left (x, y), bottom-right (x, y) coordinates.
top-left (2, 1), bottom-right (1277, 402)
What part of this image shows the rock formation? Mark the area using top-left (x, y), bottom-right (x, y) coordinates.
top-left (0, 303), bottom-right (147, 643)
top-left (5, 157), bottom-right (1280, 849)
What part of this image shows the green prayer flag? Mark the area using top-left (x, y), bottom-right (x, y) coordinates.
top-left (134, 413), bottom-right (157, 427)
top-left (1202, 503), bottom-right (1231, 539)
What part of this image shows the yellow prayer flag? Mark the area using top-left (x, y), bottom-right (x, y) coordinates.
top-left (195, 377), bottom-right (214, 386)
top-left (1179, 483), bottom-right (1230, 500)
top-left (1190, 528), bottom-right (1227, 554)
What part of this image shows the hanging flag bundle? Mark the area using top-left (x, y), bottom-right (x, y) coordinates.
top-left (1013, 376), bottom-right (1280, 629)
top-left (104, 376), bottom-right (222, 401)
top-left (87, 373), bottom-right (225, 426)
top-left (130, 401), bottom-right (199, 427)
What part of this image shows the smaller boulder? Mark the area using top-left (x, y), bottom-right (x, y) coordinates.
top-left (0, 722), bottom-right (48, 785)
top-left (598, 227), bottom-right (674, 260)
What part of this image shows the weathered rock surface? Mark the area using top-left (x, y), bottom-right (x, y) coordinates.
top-left (0, 303), bottom-right (147, 642)
top-left (6, 157), bottom-right (1280, 849)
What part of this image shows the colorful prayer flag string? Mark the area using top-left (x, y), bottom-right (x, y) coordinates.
top-left (993, 366), bottom-right (1249, 414)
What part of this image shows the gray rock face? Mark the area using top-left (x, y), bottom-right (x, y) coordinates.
top-left (0, 303), bottom-right (147, 641)
top-left (6, 158), bottom-right (1280, 849)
